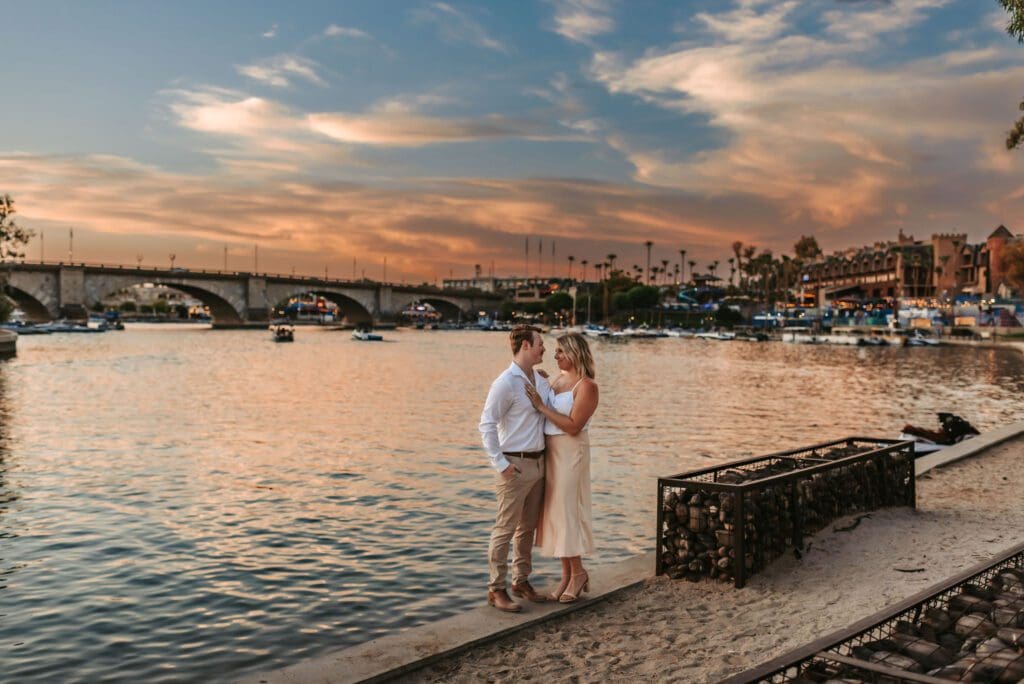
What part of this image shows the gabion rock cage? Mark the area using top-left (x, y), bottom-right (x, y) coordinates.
top-left (657, 437), bottom-right (916, 588)
top-left (723, 541), bottom-right (1024, 683)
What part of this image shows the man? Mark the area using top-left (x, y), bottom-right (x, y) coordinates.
top-left (479, 325), bottom-right (551, 612)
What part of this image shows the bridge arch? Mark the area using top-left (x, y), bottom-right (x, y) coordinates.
top-left (273, 289), bottom-right (373, 324)
top-left (93, 279), bottom-right (245, 324)
top-left (152, 282), bottom-right (244, 324)
top-left (3, 285), bottom-right (53, 321)
top-left (417, 298), bottom-right (466, 321)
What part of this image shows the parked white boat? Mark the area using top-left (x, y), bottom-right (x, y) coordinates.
top-left (904, 330), bottom-right (940, 347)
top-left (352, 329), bottom-right (384, 341)
top-left (694, 331), bottom-right (735, 340)
top-left (583, 324), bottom-right (611, 338)
top-left (781, 330), bottom-right (822, 344)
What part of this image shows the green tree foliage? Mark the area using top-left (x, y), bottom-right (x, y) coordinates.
top-left (0, 195), bottom-right (35, 322)
top-left (0, 195), bottom-right (33, 259)
top-left (544, 291), bottom-right (573, 314)
top-left (715, 306), bottom-right (744, 327)
top-left (522, 301), bottom-right (545, 315)
top-left (498, 300), bottom-right (515, 320)
top-left (793, 235), bottom-right (822, 260)
top-left (611, 291), bottom-right (630, 313)
top-left (626, 285), bottom-right (660, 309)
top-left (1000, 0), bottom-right (1024, 149)
top-left (1002, 241), bottom-right (1024, 295)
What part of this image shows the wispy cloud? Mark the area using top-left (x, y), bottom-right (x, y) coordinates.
top-left (166, 87), bottom-right (573, 152)
top-left (589, 2), bottom-right (1023, 228)
top-left (822, 0), bottom-right (951, 42)
top-left (236, 54), bottom-right (326, 87)
top-left (262, 23), bottom-right (277, 39)
top-left (324, 23), bottom-right (370, 39)
top-left (412, 2), bottom-right (509, 53)
top-left (307, 111), bottom-right (553, 146)
top-left (548, 0), bottom-right (614, 45)
top-left (0, 153), bottom-right (766, 278)
top-left (692, 1), bottom-right (798, 43)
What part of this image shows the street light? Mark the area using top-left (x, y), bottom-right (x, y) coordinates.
top-left (169, 253), bottom-right (176, 270)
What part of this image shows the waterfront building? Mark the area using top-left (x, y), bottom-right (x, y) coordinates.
top-left (800, 226), bottom-right (1021, 306)
top-left (442, 276), bottom-right (574, 303)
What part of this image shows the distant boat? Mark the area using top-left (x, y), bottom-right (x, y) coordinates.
top-left (352, 328), bottom-right (383, 341)
top-left (695, 330), bottom-right (735, 341)
top-left (583, 324), bottom-right (610, 338)
top-left (904, 330), bottom-right (940, 347)
top-left (37, 319), bottom-right (106, 333)
top-left (271, 323), bottom-right (294, 343)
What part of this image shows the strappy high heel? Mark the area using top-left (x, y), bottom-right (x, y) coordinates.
top-left (558, 571), bottom-right (589, 603)
top-left (549, 576), bottom-right (570, 601)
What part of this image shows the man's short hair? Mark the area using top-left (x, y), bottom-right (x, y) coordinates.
top-left (510, 325), bottom-right (541, 355)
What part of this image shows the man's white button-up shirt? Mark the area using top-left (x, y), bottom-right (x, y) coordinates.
top-left (479, 362), bottom-right (550, 473)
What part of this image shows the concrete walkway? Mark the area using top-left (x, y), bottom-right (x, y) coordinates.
top-left (242, 553), bottom-right (652, 684)
top-left (242, 423), bottom-right (1024, 684)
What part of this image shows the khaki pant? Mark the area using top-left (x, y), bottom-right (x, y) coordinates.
top-left (487, 455), bottom-right (544, 592)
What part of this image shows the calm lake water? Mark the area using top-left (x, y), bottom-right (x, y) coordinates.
top-left (2, 326), bottom-right (1023, 681)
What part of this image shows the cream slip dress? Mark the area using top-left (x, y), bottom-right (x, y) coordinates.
top-left (535, 378), bottom-right (594, 558)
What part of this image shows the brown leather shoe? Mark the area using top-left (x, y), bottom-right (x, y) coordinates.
top-left (510, 580), bottom-right (548, 603)
top-left (487, 589), bottom-right (522, 612)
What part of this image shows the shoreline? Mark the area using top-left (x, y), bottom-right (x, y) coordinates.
top-left (243, 425), bottom-right (1024, 684)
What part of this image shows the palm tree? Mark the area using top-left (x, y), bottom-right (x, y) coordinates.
top-left (688, 260), bottom-right (696, 284)
top-left (673, 263), bottom-right (680, 284)
top-left (644, 240), bottom-right (653, 284)
top-left (679, 249), bottom-right (687, 284)
top-left (708, 260), bottom-right (719, 280)
top-left (580, 259), bottom-right (589, 282)
top-left (633, 264), bottom-right (642, 282)
top-left (567, 255), bottom-right (575, 280)
top-left (728, 257), bottom-right (736, 288)
top-left (660, 259), bottom-right (669, 285)
top-left (606, 253), bottom-right (617, 275)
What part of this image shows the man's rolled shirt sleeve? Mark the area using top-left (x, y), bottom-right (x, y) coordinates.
top-left (479, 378), bottom-right (511, 473)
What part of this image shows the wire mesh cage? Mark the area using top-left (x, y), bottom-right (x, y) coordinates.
top-left (723, 541), bottom-right (1024, 683)
top-left (657, 438), bottom-right (916, 588)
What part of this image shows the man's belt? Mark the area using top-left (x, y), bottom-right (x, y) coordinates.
top-left (502, 450), bottom-right (544, 459)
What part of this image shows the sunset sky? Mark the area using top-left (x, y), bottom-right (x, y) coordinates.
top-left (2, 0), bottom-right (1023, 283)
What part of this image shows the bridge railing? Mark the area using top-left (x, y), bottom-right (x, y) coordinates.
top-left (0, 259), bottom-right (463, 294)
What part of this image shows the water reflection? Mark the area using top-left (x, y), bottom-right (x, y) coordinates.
top-left (1, 328), bottom-right (1023, 681)
top-left (0, 363), bottom-right (20, 593)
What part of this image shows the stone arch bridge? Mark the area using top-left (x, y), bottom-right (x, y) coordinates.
top-left (0, 262), bottom-right (501, 326)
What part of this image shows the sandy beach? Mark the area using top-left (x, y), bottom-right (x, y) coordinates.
top-left (407, 437), bottom-right (1024, 683)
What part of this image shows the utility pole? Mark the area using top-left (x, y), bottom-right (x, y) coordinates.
top-left (645, 240), bottom-right (653, 285)
top-left (524, 236), bottom-right (529, 277)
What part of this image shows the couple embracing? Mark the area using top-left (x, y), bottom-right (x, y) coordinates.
top-left (478, 325), bottom-right (600, 613)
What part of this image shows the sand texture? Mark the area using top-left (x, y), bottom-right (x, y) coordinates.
top-left (407, 438), bottom-right (1024, 683)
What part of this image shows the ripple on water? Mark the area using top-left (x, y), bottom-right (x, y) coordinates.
top-left (2, 330), bottom-right (1024, 681)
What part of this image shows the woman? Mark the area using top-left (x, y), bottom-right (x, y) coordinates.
top-left (525, 332), bottom-right (599, 603)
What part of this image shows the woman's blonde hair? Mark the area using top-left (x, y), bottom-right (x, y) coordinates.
top-left (557, 332), bottom-right (596, 379)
